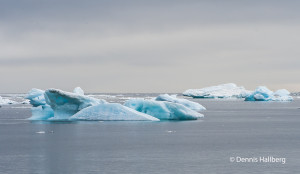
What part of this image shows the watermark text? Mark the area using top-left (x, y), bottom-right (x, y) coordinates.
top-left (229, 156), bottom-right (286, 164)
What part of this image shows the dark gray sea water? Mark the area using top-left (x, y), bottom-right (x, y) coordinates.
top-left (0, 94), bottom-right (299, 174)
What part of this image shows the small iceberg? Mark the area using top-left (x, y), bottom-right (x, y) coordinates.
top-left (124, 99), bottom-right (203, 120)
top-left (73, 87), bottom-right (84, 95)
top-left (36, 131), bottom-right (46, 134)
top-left (25, 88), bottom-right (47, 106)
top-left (183, 83), bottom-right (251, 98)
top-left (71, 103), bottom-right (159, 121)
top-left (155, 94), bottom-right (206, 111)
top-left (245, 86), bottom-right (293, 101)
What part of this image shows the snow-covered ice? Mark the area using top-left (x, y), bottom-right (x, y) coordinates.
top-left (245, 86), bottom-right (293, 101)
top-left (155, 94), bottom-right (206, 111)
top-left (124, 99), bottom-right (203, 120)
top-left (274, 89), bottom-right (290, 97)
top-left (183, 83), bottom-right (251, 98)
top-left (71, 103), bottom-right (159, 121)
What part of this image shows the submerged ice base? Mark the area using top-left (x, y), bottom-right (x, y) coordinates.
top-left (124, 99), bottom-right (203, 120)
top-left (29, 105), bottom-right (54, 120)
top-left (71, 103), bottom-right (159, 121)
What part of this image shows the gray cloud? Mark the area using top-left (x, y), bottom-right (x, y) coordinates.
top-left (0, 0), bottom-right (300, 92)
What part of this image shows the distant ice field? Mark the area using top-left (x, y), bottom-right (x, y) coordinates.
top-left (1, 92), bottom-right (299, 105)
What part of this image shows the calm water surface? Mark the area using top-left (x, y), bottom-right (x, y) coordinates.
top-left (0, 94), bottom-right (299, 174)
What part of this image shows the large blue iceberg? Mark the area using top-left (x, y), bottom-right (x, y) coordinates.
top-left (183, 83), bottom-right (251, 98)
top-left (124, 99), bottom-right (203, 120)
top-left (26, 87), bottom-right (160, 121)
top-left (155, 94), bottom-right (206, 111)
top-left (26, 87), bottom-right (206, 121)
top-left (71, 103), bottom-right (159, 121)
top-left (245, 86), bottom-right (293, 101)
top-left (26, 87), bottom-right (106, 120)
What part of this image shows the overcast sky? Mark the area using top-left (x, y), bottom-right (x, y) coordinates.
top-left (0, 0), bottom-right (299, 93)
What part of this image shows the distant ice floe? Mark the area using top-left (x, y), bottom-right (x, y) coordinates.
top-left (0, 93), bottom-right (29, 105)
top-left (155, 94), bottom-right (206, 111)
top-left (21, 100), bottom-right (30, 104)
top-left (36, 131), bottom-right (46, 134)
top-left (183, 83), bottom-right (251, 98)
top-left (245, 86), bottom-right (293, 101)
top-left (124, 99), bottom-right (203, 120)
top-left (11, 106), bottom-right (32, 109)
top-left (90, 94), bottom-right (117, 97)
top-left (0, 96), bottom-right (17, 105)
